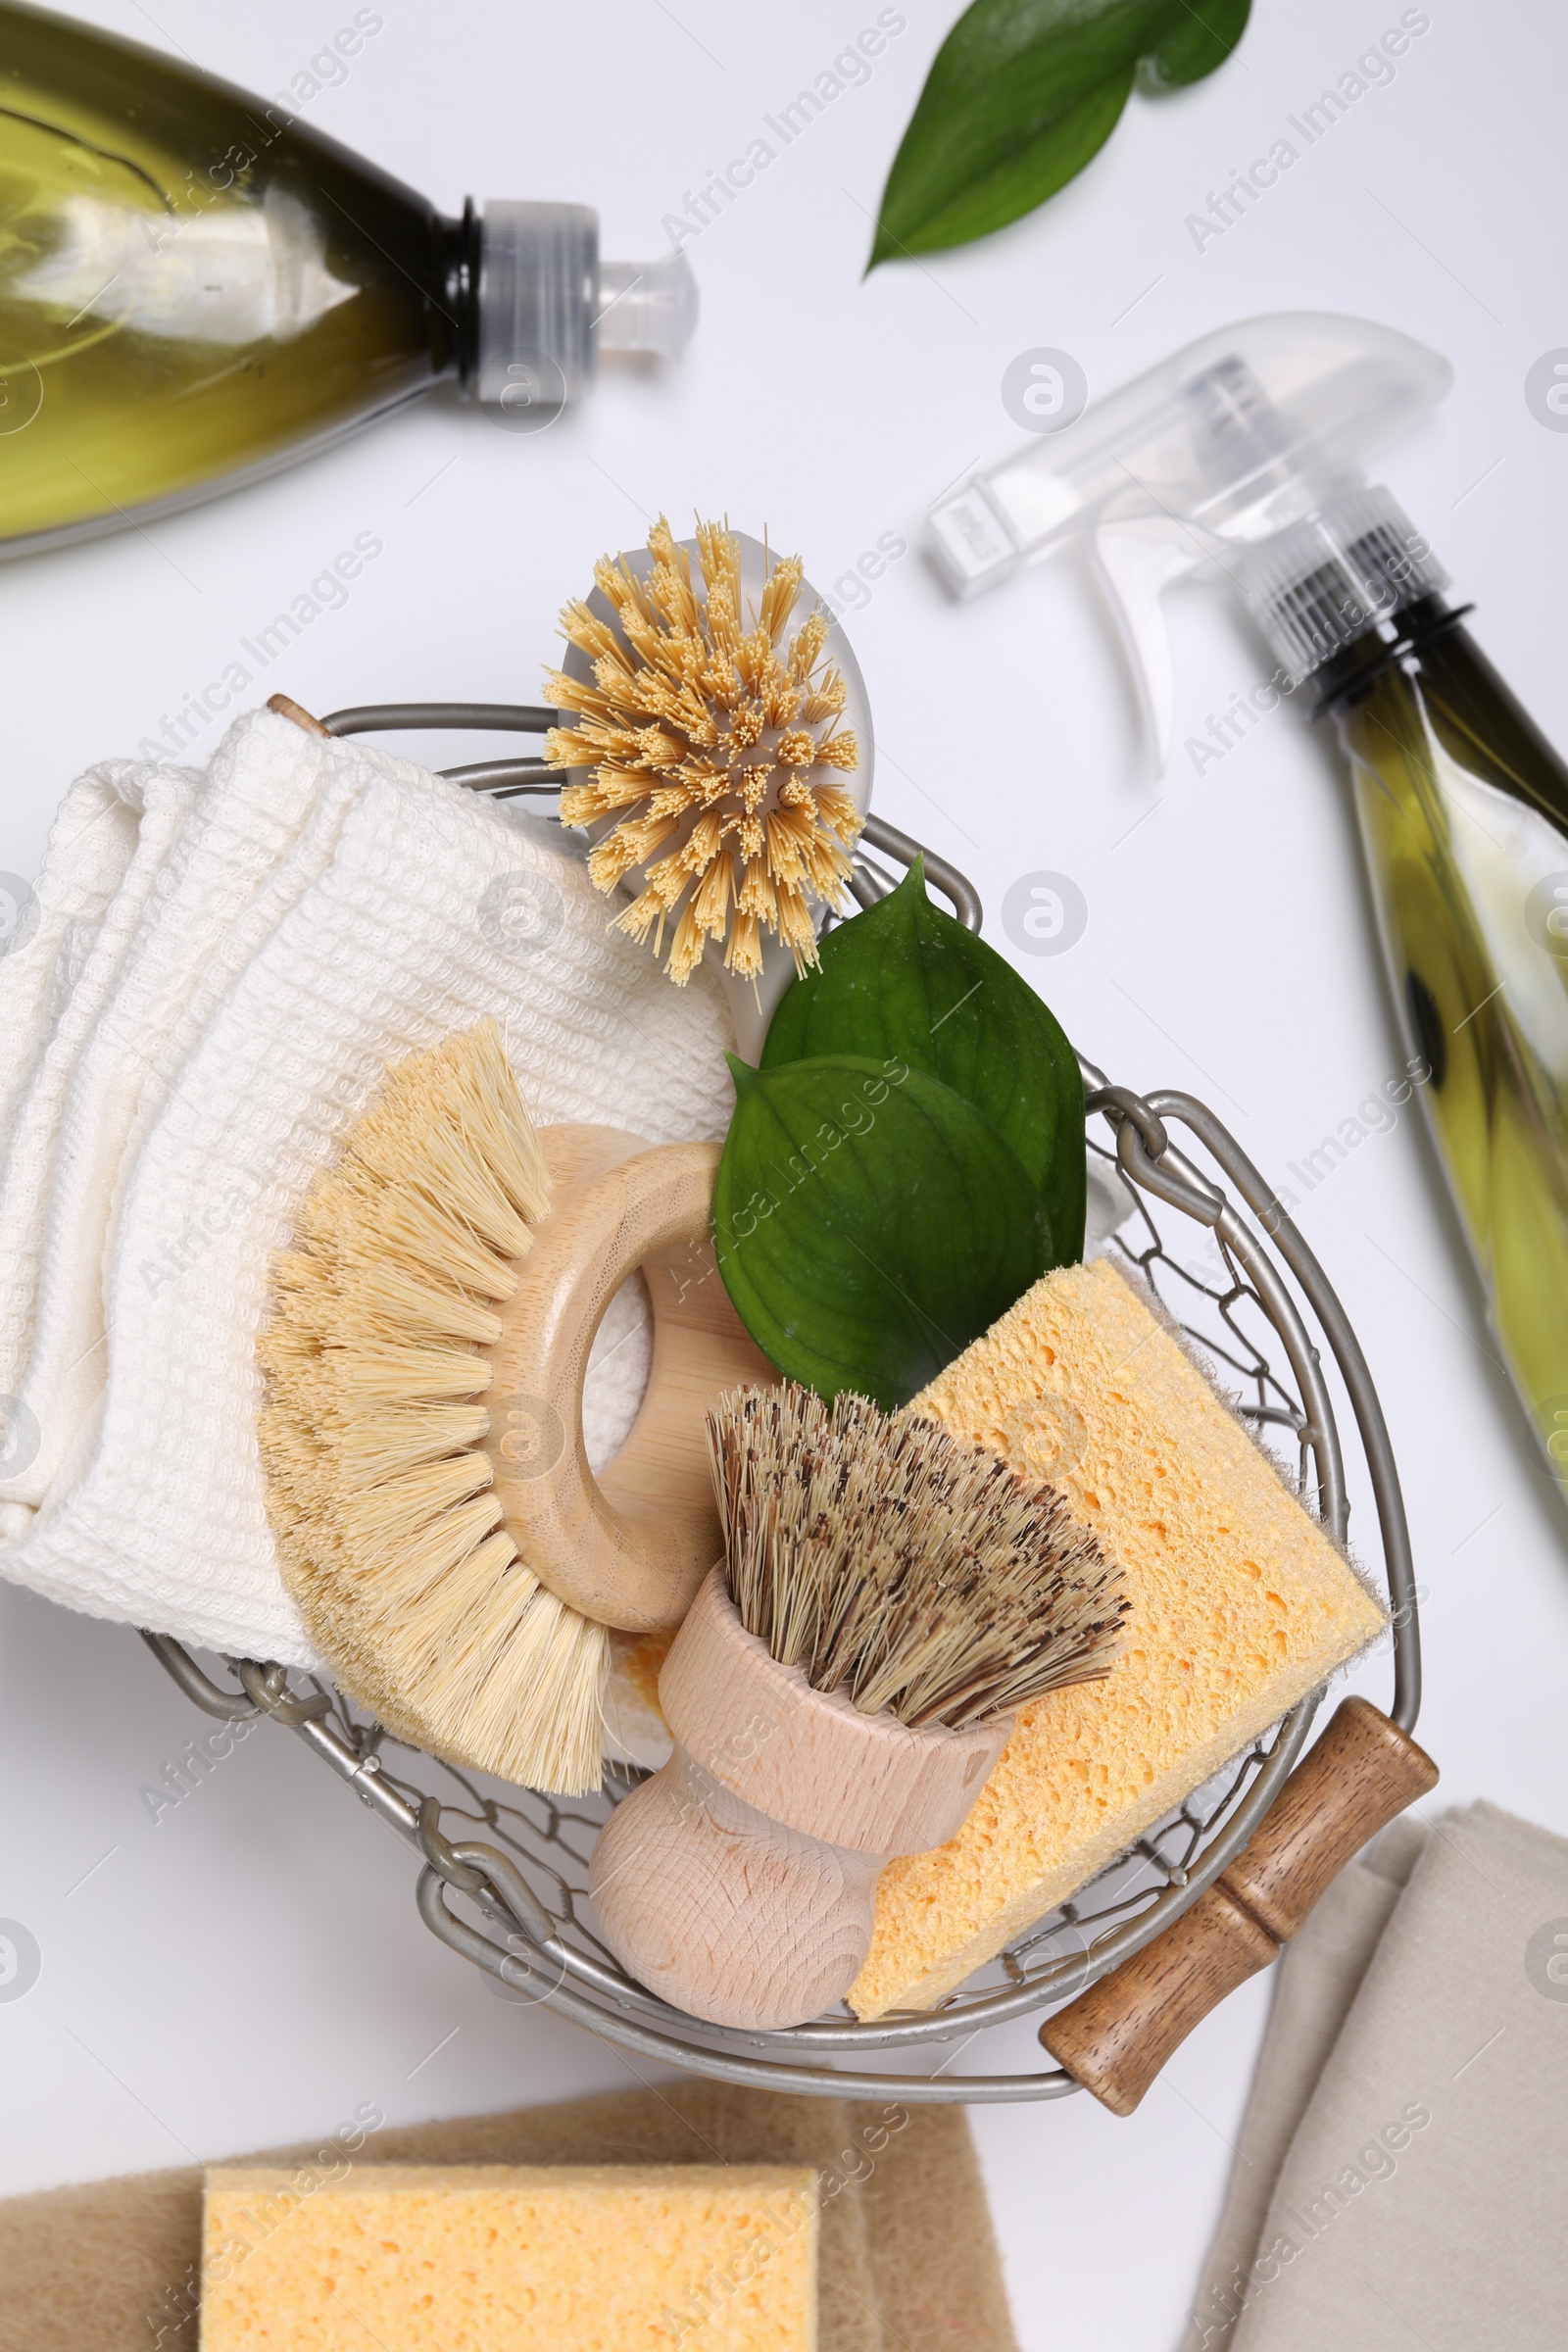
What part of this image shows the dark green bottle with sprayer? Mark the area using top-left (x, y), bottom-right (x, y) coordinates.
top-left (0, 0), bottom-right (694, 557)
top-left (928, 313), bottom-right (1568, 1489)
top-left (1307, 563), bottom-right (1568, 1477)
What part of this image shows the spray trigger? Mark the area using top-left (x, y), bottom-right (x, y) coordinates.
top-left (925, 313), bottom-right (1452, 772)
top-left (1092, 514), bottom-right (1208, 774)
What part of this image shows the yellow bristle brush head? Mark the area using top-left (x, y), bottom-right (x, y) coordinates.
top-left (257, 1017), bottom-right (774, 1792)
top-left (257, 1019), bottom-right (611, 1794)
top-left (543, 514), bottom-right (865, 987)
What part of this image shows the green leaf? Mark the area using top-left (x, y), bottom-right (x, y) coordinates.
top-left (869, 0), bottom-right (1250, 265)
top-left (1142, 0), bottom-right (1250, 89)
top-left (873, 68), bottom-right (1133, 265)
top-left (714, 1054), bottom-right (1051, 1410)
top-left (763, 861), bottom-right (1085, 1260)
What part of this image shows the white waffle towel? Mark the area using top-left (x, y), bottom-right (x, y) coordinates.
top-left (1, 712), bottom-right (368, 1513)
top-left (0, 761), bottom-right (146, 1152)
top-left (0, 760), bottom-right (197, 1540)
top-left (0, 714), bottom-right (735, 1661)
top-left (1, 765), bottom-right (147, 1540)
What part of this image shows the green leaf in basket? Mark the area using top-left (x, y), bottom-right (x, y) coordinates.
top-left (762, 860), bottom-right (1086, 1261)
top-left (714, 1054), bottom-right (1052, 1410)
top-left (868, 0), bottom-right (1251, 266)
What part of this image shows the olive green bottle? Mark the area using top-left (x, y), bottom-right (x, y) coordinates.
top-left (927, 313), bottom-right (1568, 1489)
top-left (0, 0), bottom-right (694, 557)
top-left (1246, 498), bottom-right (1568, 1488)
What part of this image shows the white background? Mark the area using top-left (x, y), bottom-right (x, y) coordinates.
top-left (3, 2), bottom-right (1567, 2345)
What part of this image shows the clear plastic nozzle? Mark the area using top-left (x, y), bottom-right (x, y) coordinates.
top-left (927, 313), bottom-right (1453, 767)
top-left (476, 201), bottom-right (698, 409)
top-left (596, 252), bottom-right (699, 361)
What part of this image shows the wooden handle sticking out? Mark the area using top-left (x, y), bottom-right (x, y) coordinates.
top-left (589, 1568), bottom-right (1010, 2030)
top-left (486, 1126), bottom-right (776, 1634)
top-left (1038, 1697), bottom-right (1438, 2114)
top-left (267, 691), bottom-right (330, 736)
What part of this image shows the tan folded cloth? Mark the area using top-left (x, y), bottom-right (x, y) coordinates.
top-left (1184, 1815), bottom-right (1428, 2345)
top-left (1186, 1801), bottom-right (1568, 2351)
top-left (0, 2080), bottom-right (1017, 2352)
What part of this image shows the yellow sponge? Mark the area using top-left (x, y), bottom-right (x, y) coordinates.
top-left (200, 2163), bottom-right (818, 2350)
top-left (849, 1258), bottom-right (1384, 2019)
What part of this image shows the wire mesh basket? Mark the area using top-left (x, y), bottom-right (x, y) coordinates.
top-left (146, 702), bottom-right (1425, 2106)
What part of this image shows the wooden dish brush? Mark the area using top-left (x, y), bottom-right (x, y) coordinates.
top-left (258, 1020), bottom-right (772, 1794)
top-left (588, 1383), bottom-right (1128, 2031)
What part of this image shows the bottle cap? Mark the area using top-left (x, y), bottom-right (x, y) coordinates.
top-left (477, 202), bottom-right (697, 412)
top-left (1237, 485), bottom-right (1449, 683)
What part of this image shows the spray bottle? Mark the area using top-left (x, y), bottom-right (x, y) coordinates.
top-left (0, 1), bottom-right (695, 558)
top-left (930, 313), bottom-right (1568, 1489)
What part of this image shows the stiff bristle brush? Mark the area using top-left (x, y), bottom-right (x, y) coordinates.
top-left (589, 1383), bottom-right (1128, 2031)
top-left (545, 515), bottom-right (864, 986)
top-left (542, 515), bottom-right (873, 1056)
top-left (257, 1020), bottom-right (771, 1794)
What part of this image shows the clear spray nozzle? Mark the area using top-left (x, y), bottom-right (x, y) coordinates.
top-left (928, 313), bottom-right (1452, 768)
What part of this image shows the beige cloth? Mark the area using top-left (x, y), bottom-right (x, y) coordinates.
top-left (1185, 1813), bottom-right (1428, 2342)
top-left (1185, 1801), bottom-right (1568, 2350)
top-left (0, 2081), bottom-right (1017, 2352)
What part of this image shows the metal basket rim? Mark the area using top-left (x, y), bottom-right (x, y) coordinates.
top-left (142, 701), bottom-right (1421, 2104)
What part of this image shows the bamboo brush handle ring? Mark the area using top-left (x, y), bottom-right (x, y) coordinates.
top-left (588, 1569), bottom-right (1009, 2030)
top-left (486, 1127), bottom-right (775, 1633)
top-left (1037, 1697), bottom-right (1439, 2115)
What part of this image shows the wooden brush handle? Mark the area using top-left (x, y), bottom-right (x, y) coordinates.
top-left (590, 1741), bottom-right (886, 2030)
top-left (487, 1128), bottom-right (776, 1632)
top-left (1037, 1698), bottom-right (1438, 2114)
top-left (662, 1569), bottom-right (1007, 1850)
top-left (267, 692), bottom-right (330, 736)
top-left (589, 1569), bottom-right (1008, 2030)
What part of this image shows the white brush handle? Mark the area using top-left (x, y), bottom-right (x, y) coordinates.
top-left (588, 1568), bottom-right (1008, 2030)
top-left (487, 1130), bottom-right (775, 1632)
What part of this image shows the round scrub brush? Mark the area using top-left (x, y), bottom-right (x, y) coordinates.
top-left (588, 1382), bottom-right (1128, 2030)
top-left (258, 1021), bottom-right (772, 1794)
top-left (544, 517), bottom-right (874, 1053)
